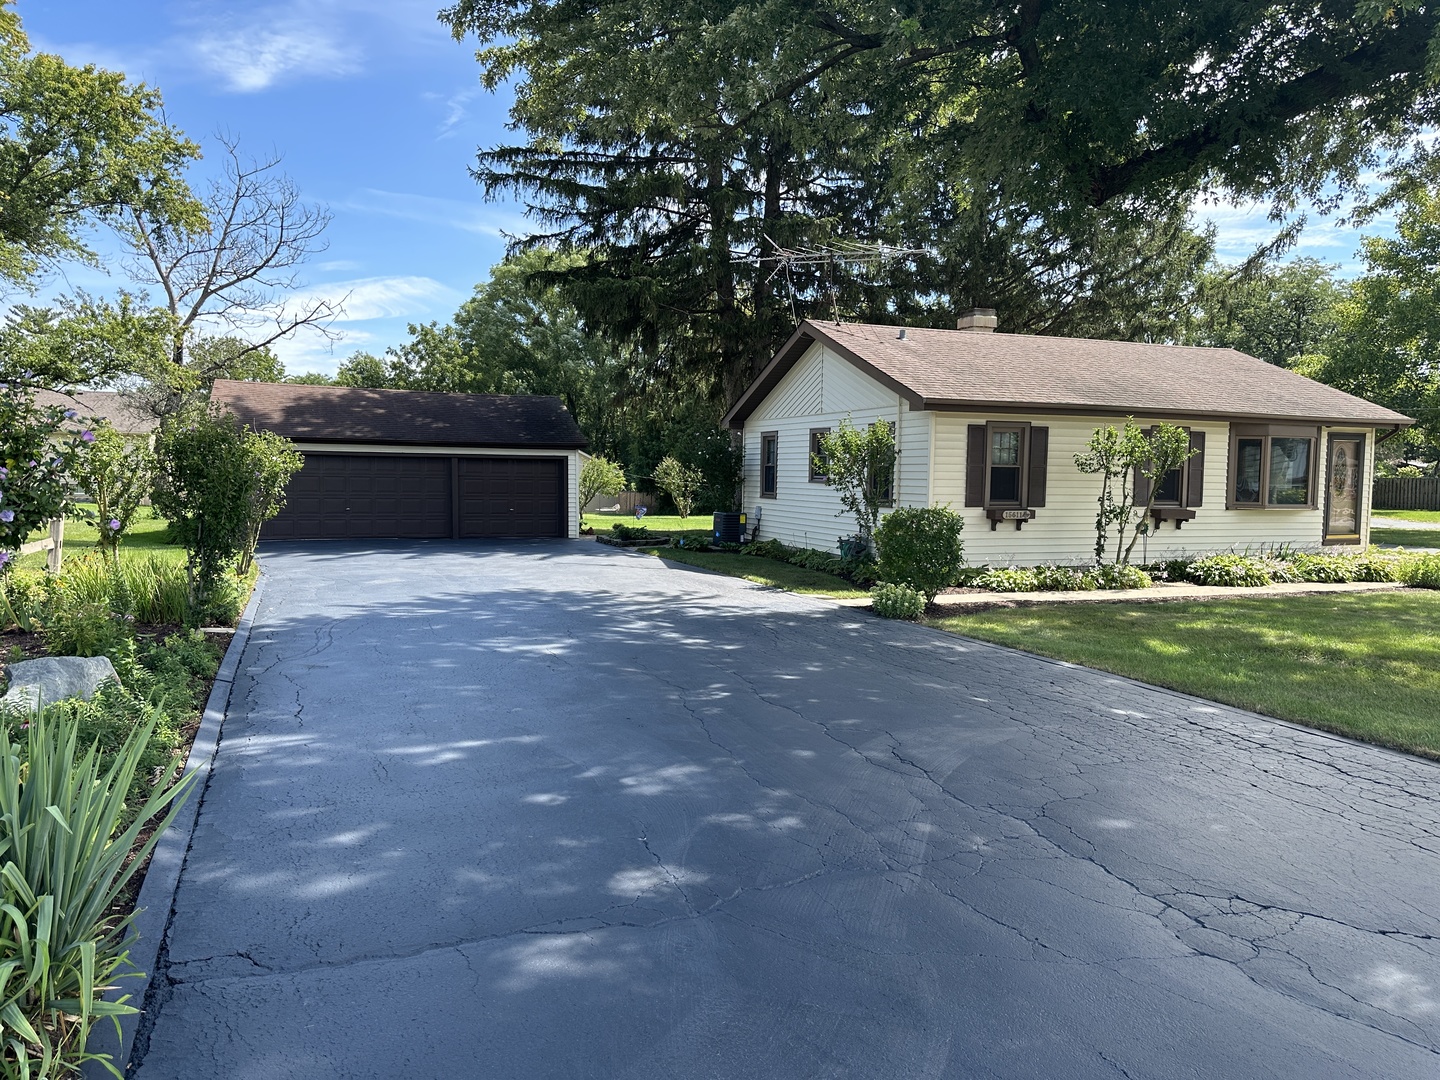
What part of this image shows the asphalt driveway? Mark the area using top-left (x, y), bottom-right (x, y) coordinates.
top-left (131, 541), bottom-right (1440, 1078)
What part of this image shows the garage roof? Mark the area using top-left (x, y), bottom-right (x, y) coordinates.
top-left (723, 321), bottom-right (1414, 429)
top-left (211, 380), bottom-right (588, 449)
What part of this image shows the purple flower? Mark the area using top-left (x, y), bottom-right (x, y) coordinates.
top-left (0, 466), bottom-right (6, 479)
top-left (0, 510), bottom-right (12, 523)
top-left (108, 518), bottom-right (121, 531)
top-left (0, 552), bottom-right (10, 567)
top-left (64, 409), bottom-right (77, 419)
top-left (80, 430), bottom-right (94, 442)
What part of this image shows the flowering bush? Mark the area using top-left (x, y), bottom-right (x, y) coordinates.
top-left (0, 377), bottom-right (93, 572)
top-left (71, 422), bottom-right (155, 558)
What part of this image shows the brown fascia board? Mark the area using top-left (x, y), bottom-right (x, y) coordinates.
top-left (288, 436), bottom-right (589, 450)
top-left (722, 321), bottom-right (926, 429)
top-left (916, 398), bottom-right (1416, 428)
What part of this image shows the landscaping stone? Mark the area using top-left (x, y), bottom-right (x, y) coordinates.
top-left (0, 655), bottom-right (119, 712)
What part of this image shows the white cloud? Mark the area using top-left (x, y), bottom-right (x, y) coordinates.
top-left (269, 325), bottom-right (377, 377)
top-left (191, 27), bottom-right (360, 93)
top-left (291, 275), bottom-right (462, 322)
top-left (1190, 194), bottom-right (1380, 278)
top-left (341, 187), bottom-right (527, 238)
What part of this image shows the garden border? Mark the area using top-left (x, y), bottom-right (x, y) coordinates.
top-left (81, 572), bottom-right (266, 1079)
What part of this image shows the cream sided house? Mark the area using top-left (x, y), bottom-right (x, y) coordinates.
top-left (722, 312), bottom-right (1414, 565)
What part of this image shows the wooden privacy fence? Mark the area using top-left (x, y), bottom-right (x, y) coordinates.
top-left (17, 517), bottom-right (65, 572)
top-left (582, 490), bottom-right (650, 515)
top-left (1374, 477), bottom-right (1440, 511)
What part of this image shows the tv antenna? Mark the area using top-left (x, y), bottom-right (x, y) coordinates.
top-left (736, 237), bottom-right (930, 323)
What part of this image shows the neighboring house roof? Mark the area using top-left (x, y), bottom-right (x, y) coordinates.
top-left (32, 389), bottom-right (159, 435)
top-left (210, 380), bottom-right (589, 449)
top-left (723, 320), bottom-right (1415, 429)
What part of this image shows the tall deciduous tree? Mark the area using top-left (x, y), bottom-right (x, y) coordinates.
top-left (0, 2), bottom-right (199, 288)
top-left (1295, 181), bottom-right (1440, 463)
top-left (119, 135), bottom-right (339, 411)
top-left (1186, 258), bottom-right (1344, 367)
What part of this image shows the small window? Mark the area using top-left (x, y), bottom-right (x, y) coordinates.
top-left (867, 421), bottom-right (895, 506)
top-left (808, 428), bottom-right (830, 483)
top-left (760, 432), bottom-right (779, 498)
top-left (1228, 426), bottom-right (1317, 509)
top-left (988, 426), bottom-right (1025, 505)
top-left (1152, 467), bottom-right (1183, 504)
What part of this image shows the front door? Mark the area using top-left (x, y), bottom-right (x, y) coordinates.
top-left (1323, 434), bottom-right (1363, 545)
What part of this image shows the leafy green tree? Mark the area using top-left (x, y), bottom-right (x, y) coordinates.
top-left (129, 334), bottom-right (285, 420)
top-left (71, 423), bottom-right (155, 559)
top-left (652, 456), bottom-right (704, 519)
top-left (152, 408), bottom-right (301, 616)
top-left (441, 0), bottom-right (1435, 401)
top-left (0, 2), bottom-right (200, 287)
top-left (579, 456), bottom-right (626, 519)
top-left (1186, 258), bottom-right (1344, 367)
top-left (814, 419), bottom-right (895, 547)
top-left (0, 378), bottom-right (92, 572)
top-left (0, 292), bottom-right (175, 387)
top-left (1295, 181), bottom-right (1440, 461)
top-left (1074, 421), bottom-right (1195, 564)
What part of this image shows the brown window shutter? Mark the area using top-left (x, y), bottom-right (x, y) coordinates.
top-left (1027, 426), bottom-right (1049, 507)
top-left (1133, 426), bottom-right (1153, 506)
top-left (965, 425), bottom-right (986, 506)
top-left (1186, 430), bottom-right (1206, 507)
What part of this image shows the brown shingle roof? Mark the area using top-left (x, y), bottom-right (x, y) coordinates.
top-left (32, 389), bottom-right (158, 435)
top-left (210, 380), bottom-right (588, 449)
top-left (724, 321), bottom-right (1414, 428)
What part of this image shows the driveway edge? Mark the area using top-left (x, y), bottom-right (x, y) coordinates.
top-left (82, 572), bottom-right (267, 1079)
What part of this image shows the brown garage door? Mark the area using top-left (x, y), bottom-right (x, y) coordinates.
top-left (458, 457), bottom-right (566, 538)
top-left (262, 454), bottom-right (452, 540)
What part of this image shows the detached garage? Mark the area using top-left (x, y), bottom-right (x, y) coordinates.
top-left (210, 380), bottom-right (587, 541)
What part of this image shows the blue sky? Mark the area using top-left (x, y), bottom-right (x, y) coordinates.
top-left (22, 0), bottom-right (1387, 376)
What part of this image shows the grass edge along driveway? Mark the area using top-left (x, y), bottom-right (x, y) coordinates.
top-left (929, 591), bottom-right (1440, 760)
top-left (641, 547), bottom-right (868, 598)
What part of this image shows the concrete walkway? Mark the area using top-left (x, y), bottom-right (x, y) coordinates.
top-left (131, 542), bottom-right (1440, 1079)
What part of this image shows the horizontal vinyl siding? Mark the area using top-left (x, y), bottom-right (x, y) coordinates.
top-left (743, 344), bottom-right (930, 552)
top-left (932, 414), bottom-right (1366, 566)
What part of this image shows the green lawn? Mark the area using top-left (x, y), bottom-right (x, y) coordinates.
top-left (19, 507), bottom-right (183, 570)
top-left (1375, 509), bottom-right (1440, 523)
top-left (929, 591), bottom-right (1440, 759)
top-left (585, 511), bottom-right (715, 535)
top-left (1371, 527), bottom-right (1440, 549)
top-left (642, 547), bottom-right (868, 598)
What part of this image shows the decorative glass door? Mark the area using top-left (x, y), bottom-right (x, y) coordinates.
top-left (1323, 435), bottom-right (1363, 544)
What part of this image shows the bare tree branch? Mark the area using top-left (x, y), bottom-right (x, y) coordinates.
top-left (119, 133), bottom-right (342, 369)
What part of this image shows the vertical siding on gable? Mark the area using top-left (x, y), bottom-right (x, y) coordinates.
top-left (742, 343), bottom-right (931, 551)
top-left (932, 413), bottom-right (1351, 566)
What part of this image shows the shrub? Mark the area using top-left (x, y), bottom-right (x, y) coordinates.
top-left (1033, 565), bottom-right (1095, 591)
top-left (38, 600), bottom-right (132, 660)
top-left (611, 523), bottom-right (652, 541)
top-left (152, 408), bottom-right (301, 612)
top-left (0, 714), bottom-right (197, 1078)
top-left (1182, 554), bottom-right (1273, 587)
top-left (1090, 563), bottom-right (1154, 590)
top-left (870, 582), bottom-right (925, 620)
top-left (1290, 553), bottom-right (1357, 583)
top-left (973, 567), bottom-right (1042, 592)
top-left (0, 378), bottom-right (92, 574)
top-left (1396, 553), bottom-right (1440, 589)
top-left (1352, 551), bottom-right (1401, 583)
top-left (70, 423), bottom-right (155, 558)
top-left (874, 506), bottom-right (964, 601)
top-left (652, 456), bottom-right (704, 519)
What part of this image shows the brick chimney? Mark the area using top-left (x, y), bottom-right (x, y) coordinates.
top-left (957, 307), bottom-right (998, 332)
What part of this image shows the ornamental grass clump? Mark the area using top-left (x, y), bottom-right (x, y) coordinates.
top-left (0, 713), bottom-right (197, 1078)
top-left (870, 582), bottom-right (925, 620)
